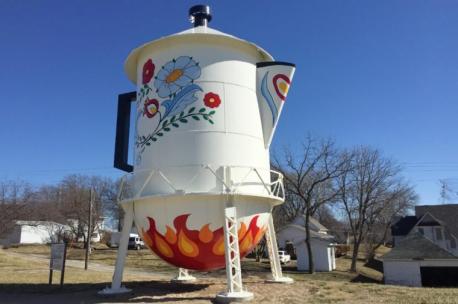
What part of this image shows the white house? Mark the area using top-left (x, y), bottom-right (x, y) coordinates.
top-left (0, 221), bottom-right (69, 246)
top-left (67, 218), bottom-right (106, 243)
top-left (384, 204), bottom-right (458, 287)
top-left (277, 216), bottom-right (336, 272)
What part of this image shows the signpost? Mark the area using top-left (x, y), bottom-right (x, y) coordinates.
top-left (49, 243), bottom-right (67, 288)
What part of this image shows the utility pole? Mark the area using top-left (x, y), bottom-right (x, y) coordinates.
top-left (84, 188), bottom-right (94, 270)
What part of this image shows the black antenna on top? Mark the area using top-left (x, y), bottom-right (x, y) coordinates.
top-left (189, 5), bottom-right (212, 27)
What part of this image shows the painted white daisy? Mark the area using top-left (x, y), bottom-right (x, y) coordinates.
top-left (154, 56), bottom-right (201, 98)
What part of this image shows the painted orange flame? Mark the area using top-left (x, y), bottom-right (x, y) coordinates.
top-left (238, 222), bottom-right (247, 240)
top-left (154, 232), bottom-right (174, 258)
top-left (141, 214), bottom-right (265, 270)
top-left (239, 230), bottom-right (253, 253)
top-left (141, 228), bottom-right (153, 248)
top-left (178, 230), bottom-right (199, 257)
top-left (198, 224), bottom-right (213, 243)
top-left (212, 236), bottom-right (225, 256)
top-left (165, 225), bottom-right (177, 244)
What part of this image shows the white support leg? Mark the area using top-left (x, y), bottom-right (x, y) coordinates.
top-left (331, 246), bottom-right (336, 270)
top-left (265, 214), bottom-right (293, 284)
top-left (215, 206), bottom-right (253, 303)
top-left (99, 202), bottom-right (134, 295)
top-left (171, 268), bottom-right (196, 283)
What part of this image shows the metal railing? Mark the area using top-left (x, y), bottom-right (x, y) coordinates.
top-left (117, 165), bottom-right (285, 203)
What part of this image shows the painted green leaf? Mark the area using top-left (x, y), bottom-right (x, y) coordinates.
top-left (164, 127), bottom-right (171, 131)
top-left (209, 119), bottom-right (214, 124)
top-left (172, 123), bottom-right (179, 128)
top-left (171, 115), bottom-right (176, 122)
top-left (179, 111), bottom-right (184, 118)
top-left (203, 115), bottom-right (208, 120)
top-left (162, 120), bottom-right (168, 127)
top-left (192, 116), bottom-right (200, 121)
top-left (199, 108), bottom-right (206, 113)
top-left (146, 142), bottom-right (150, 146)
top-left (208, 110), bottom-right (215, 115)
top-left (180, 118), bottom-right (188, 123)
top-left (152, 138), bottom-right (157, 142)
top-left (188, 107), bottom-right (195, 114)
top-left (157, 132), bottom-right (163, 136)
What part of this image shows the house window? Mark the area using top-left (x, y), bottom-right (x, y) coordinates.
top-left (418, 228), bottom-right (424, 235)
top-left (435, 228), bottom-right (443, 241)
top-left (451, 238), bottom-right (456, 249)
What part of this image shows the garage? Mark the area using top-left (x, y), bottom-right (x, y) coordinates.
top-left (420, 267), bottom-right (458, 287)
top-left (382, 233), bottom-right (458, 287)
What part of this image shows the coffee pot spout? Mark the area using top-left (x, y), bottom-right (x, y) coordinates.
top-left (256, 62), bottom-right (296, 148)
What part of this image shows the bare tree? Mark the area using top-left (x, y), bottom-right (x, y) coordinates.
top-left (0, 180), bottom-right (34, 237)
top-left (337, 147), bottom-right (415, 272)
top-left (58, 175), bottom-right (117, 244)
top-left (100, 178), bottom-right (123, 231)
top-left (0, 175), bottom-right (119, 244)
top-left (273, 137), bottom-right (348, 273)
top-left (363, 183), bottom-right (417, 259)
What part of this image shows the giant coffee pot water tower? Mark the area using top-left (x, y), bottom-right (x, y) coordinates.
top-left (101, 5), bottom-right (296, 301)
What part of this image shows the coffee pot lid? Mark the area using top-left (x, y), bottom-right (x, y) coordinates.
top-left (124, 5), bottom-right (273, 84)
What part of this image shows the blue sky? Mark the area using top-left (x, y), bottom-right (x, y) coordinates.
top-left (0, 1), bottom-right (457, 204)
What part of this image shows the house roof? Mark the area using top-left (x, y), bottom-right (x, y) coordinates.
top-left (391, 216), bottom-right (418, 236)
top-left (16, 220), bottom-right (68, 227)
top-left (278, 222), bottom-right (335, 243)
top-left (309, 229), bottom-right (334, 241)
top-left (383, 233), bottom-right (457, 260)
top-left (415, 204), bottom-right (458, 238)
top-left (416, 212), bottom-right (444, 227)
top-left (291, 216), bottom-right (329, 232)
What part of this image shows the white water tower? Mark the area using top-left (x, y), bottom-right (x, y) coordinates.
top-left (101, 5), bottom-right (296, 302)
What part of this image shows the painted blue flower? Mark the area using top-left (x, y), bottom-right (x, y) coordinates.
top-left (154, 56), bottom-right (201, 98)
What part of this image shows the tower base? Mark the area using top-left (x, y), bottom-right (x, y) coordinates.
top-left (215, 291), bottom-right (254, 303)
top-left (171, 268), bottom-right (196, 283)
top-left (98, 286), bottom-right (132, 295)
top-left (265, 277), bottom-right (294, 284)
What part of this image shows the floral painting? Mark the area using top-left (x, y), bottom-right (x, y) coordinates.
top-left (135, 56), bottom-right (221, 161)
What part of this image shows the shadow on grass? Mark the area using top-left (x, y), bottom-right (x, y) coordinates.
top-left (348, 258), bottom-right (383, 284)
top-left (350, 274), bottom-right (381, 284)
top-left (0, 280), bottom-right (213, 303)
top-left (364, 258), bottom-right (384, 273)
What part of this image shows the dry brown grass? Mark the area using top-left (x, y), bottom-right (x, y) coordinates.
top-left (2, 245), bottom-right (458, 303)
top-left (6, 243), bottom-right (177, 272)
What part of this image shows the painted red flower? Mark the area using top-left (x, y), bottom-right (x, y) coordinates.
top-left (203, 92), bottom-right (221, 108)
top-left (144, 98), bottom-right (160, 118)
top-left (142, 59), bottom-right (155, 84)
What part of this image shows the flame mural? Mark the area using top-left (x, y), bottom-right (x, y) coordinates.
top-left (141, 214), bottom-right (266, 270)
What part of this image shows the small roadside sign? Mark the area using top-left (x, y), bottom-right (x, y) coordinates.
top-left (49, 243), bottom-right (67, 287)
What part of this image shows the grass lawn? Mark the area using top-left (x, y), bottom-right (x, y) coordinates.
top-left (0, 247), bottom-right (152, 292)
top-left (1, 244), bottom-right (458, 303)
top-left (6, 243), bottom-right (178, 273)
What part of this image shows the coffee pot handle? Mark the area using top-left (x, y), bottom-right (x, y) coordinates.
top-left (114, 91), bottom-right (136, 172)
